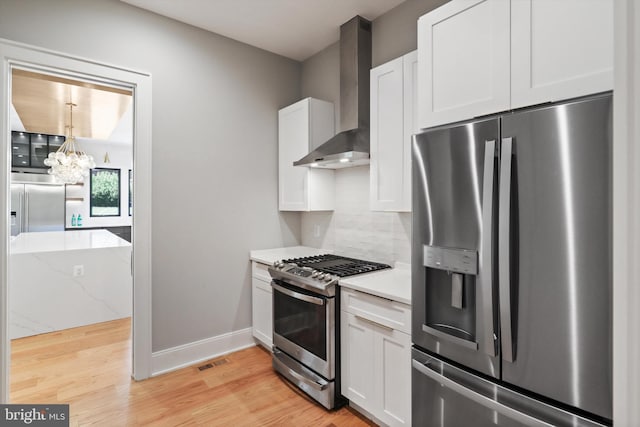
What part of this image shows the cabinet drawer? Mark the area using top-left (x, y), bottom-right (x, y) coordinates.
top-left (341, 288), bottom-right (411, 334)
top-left (252, 261), bottom-right (272, 282)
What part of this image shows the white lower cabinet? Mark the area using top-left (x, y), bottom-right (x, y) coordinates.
top-left (342, 312), bottom-right (376, 406)
top-left (251, 261), bottom-right (272, 349)
top-left (379, 329), bottom-right (412, 426)
top-left (341, 288), bottom-right (411, 426)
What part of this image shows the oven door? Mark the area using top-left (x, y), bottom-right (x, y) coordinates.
top-left (272, 279), bottom-right (334, 380)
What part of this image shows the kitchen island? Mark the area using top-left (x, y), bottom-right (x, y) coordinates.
top-left (10, 229), bottom-right (132, 339)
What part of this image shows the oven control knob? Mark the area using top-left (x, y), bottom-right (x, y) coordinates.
top-left (317, 273), bottom-right (325, 280)
top-left (324, 275), bottom-right (333, 282)
top-left (311, 271), bottom-right (319, 278)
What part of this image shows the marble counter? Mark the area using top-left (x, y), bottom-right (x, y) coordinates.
top-left (250, 246), bottom-right (410, 304)
top-left (11, 229), bottom-right (130, 254)
top-left (249, 246), bottom-right (330, 266)
top-left (10, 230), bottom-right (132, 339)
top-left (339, 262), bottom-right (411, 305)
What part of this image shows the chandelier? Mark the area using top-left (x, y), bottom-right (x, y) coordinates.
top-left (44, 102), bottom-right (96, 184)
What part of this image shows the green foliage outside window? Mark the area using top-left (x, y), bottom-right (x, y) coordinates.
top-left (90, 168), bottom-right (120, 217)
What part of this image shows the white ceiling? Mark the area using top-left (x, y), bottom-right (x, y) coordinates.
top-left (120, 0), bottom-right (406, 61)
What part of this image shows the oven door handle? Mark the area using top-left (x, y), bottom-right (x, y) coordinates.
top-left (272, 283), bottom-right (325, 306)
top-left (273, 351), bottom-right (329, 391)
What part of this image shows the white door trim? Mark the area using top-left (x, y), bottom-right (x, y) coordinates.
top-left (613, 1), bottom-right (640, 425)
top-left (0, 38), bottom-right (153, 402)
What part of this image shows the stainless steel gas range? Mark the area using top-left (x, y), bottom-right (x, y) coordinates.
top-left (268, 254), bottom-right (390, 409)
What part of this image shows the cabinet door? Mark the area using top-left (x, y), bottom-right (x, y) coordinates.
top-left (418, 0), bottom-right (510, 128)
top-left (511, 0), bottom-right (613, 109)
top-left (341, 312), bottom-right (376, 408)
top-left (48, 135), bottom-right (64, 154)
top-left (377, 329), bottom-right (412, 427)
top-left (278, 98), bottom-right (335, 211)
top-left (252, 276), bottom-right (273, 349)
top-left (11, 132), bottom-right (29, 168)
top-left (401, 51), bottom-right (418, 211)
top-left (278, 101), bottom-right (310, 211)
top-left (370, 57), bottom-right (405, 212)
top-left (370, 51), bottom-right (416, 213)
top-left (30, 133), bottom-right (48, 168)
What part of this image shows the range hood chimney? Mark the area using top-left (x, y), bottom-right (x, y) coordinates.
top-left (294, 16), bottom-right (372, 169)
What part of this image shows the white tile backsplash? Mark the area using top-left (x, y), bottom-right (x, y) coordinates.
top-left (301, 165), bottom-right (411, 265)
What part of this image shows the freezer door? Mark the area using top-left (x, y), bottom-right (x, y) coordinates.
top-left (412, 348), bottom-right (609, 427)
top-left (24, 184), bottom-right (65, 232)
top-left (10, 184), bottom-right (24, 236)
top-left (412, 118), bottom-right (500, 377)
top-left (499, 93), bottom-right (612, 420)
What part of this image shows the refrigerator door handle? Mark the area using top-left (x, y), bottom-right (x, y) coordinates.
top-left (19, 192), bottom-right (25, 233)
top-left (499, 137), bottom-right (515, 362)
top-left (23, 192), bottom-right (29, 232)
top-left (480, 139), bottom-right (497, 356)
top-left (412, 359), bottom-right (555, 427)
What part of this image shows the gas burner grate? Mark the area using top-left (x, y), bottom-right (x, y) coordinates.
top-left (282, 254), bottom-right (391, 278)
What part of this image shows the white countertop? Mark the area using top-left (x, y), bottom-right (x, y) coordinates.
top-left (249, 246), bottom-right (330, 265)
top-left (11, 230), bottom-right (131, 254)
top-left (339, 262), bottom-right (411, 305)
top-left (250, 247), bottom-right (411, 304)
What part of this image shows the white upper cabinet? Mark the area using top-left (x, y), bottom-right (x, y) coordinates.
top-left (418, 0), bottom-right (613, 128)
top-left (418, 0), bottom-right (510, 129)
top-left (278, 98), bottom-right (335, 211)
top-left (402, 52), bottom-right (418, 210)
top-left (510, 0), bottom-right (613, 109)
top-left (370, 50), bottom-right (417, 212)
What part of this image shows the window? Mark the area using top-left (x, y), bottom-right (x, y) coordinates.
top-left (90, 168), bottom-right (121, 217)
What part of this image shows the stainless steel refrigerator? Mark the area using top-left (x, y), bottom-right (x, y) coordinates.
top-left (411, 93), bottom-right (612, 426)
top-left (11, 176), bottom-right (65, 236)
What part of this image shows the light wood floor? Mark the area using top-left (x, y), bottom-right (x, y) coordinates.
top-left (10, 318), bottom-right (375, 426)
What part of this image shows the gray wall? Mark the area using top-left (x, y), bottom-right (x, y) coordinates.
top-left (372, 0), bottom-right (449, 67)
top-left (0, 0), bottom-right (302, 352)
top-left (301, 0), bottom-right (448, 109)
top-left (301, 43), bottom-right (340, 132)
top-left (299, 0), bottom-right (448, 265)
top-left (300, 0), bottom-right (448, 128)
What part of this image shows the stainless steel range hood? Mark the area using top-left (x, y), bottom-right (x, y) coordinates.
top-left (294, 16), bottom-right (372, 169)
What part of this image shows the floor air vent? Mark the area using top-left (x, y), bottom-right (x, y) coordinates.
top-left (197, 358), bottom-right (229, 371)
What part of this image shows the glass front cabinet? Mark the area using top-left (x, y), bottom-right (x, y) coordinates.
top-left (11, 131), bottom-right (66, 171)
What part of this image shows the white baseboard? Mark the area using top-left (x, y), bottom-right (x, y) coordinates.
top-left (151, 327), bottom-right (254, 376)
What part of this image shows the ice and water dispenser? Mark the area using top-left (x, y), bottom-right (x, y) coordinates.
top-left (422, 245), bottom-right (478, 350)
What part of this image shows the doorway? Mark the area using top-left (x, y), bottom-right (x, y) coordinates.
top-left (9, 68), bottom-right (133, 373)
top-left (0, 39), bottom-right (153, 402)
